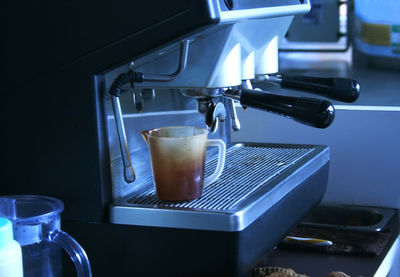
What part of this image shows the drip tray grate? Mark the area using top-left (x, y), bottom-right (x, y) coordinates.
top-left (111, 143), bottom-right (329, 231)
top-left (127, 144), bottom-right (316, 210)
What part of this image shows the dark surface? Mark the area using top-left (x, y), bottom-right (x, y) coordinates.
top-left (62, 163), bottom-right (329, 277)
top-left (301, 205), bottom-right (391, 229)
top-left (282, 225), bottom-right (392, 256)
top-left (262, 210), bottom-right (399, 277)
top-left (2, 1), bottom-right (218, 223)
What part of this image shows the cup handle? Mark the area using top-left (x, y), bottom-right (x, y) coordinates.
top-left (204, 139), bottom-right (226, 186)
top-left (48, 230), bottom-right (92, 277)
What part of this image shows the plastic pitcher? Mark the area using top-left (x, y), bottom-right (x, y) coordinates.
top-left (0, 195), bottom-right (92, 277)
top-left (141, 126), bottom-right (226, 201)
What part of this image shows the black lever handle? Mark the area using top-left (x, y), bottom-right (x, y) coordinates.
top-left (239, 89), bottom-right (335, 128)
top-left (279, 75), bottom-right (360, 103)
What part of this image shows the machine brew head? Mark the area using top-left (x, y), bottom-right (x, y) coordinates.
top-left (107, 0), bottom-right (359, 183)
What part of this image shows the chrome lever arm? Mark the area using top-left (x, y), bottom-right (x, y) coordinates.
top-left (141, 40), bottom-right (189, 82)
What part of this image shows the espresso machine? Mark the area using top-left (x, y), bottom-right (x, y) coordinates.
top-left (3, 1), bottom-right (360, 276)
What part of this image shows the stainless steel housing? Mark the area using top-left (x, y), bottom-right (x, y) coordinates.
top-left (98, 0), bottom-right (331, 275)
top-left (110, 143), bottom-right (329, 231)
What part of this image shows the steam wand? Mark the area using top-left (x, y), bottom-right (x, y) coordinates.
top-left (109, 40), bottom-right (190, 183)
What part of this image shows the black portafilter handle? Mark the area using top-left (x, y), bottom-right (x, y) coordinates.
top-left (237, 88), bottom-right (335, 129)
top-left (279, 74), bottom-right (360, 103)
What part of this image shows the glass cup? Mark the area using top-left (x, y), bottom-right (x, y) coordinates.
top-left (141, 126), bottom-right (225, 201)
top-left (0, 195), bottom-right (92, 277)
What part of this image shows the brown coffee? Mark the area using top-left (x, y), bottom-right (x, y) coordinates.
top-left (142, 126), bottom-right (225, 202)
top-left (149, 140), bottom-right (207, 201)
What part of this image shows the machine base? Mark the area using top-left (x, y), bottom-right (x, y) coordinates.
top-left (63, 163), bottom-right (329, 277)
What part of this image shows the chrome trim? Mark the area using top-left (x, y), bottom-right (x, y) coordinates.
top-left (142, 40), bottom-right (189, 82)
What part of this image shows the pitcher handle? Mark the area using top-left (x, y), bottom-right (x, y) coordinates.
top-left (204, 139), bottom-right (226, 186)
top-left (49, 230), bottom-right (92, 277)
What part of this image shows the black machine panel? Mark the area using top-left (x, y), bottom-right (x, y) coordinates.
top-left (2, 1), bottom-right (220, 222)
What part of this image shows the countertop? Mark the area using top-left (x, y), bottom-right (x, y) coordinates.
top-left (259, 211), bottom-right (399, 277)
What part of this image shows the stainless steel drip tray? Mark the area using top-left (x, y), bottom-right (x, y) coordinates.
top-left (110, 143), bottom-right (330, 232)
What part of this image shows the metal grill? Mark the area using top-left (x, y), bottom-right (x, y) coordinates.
top-left (127, 145), bottom-right (315, 210)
